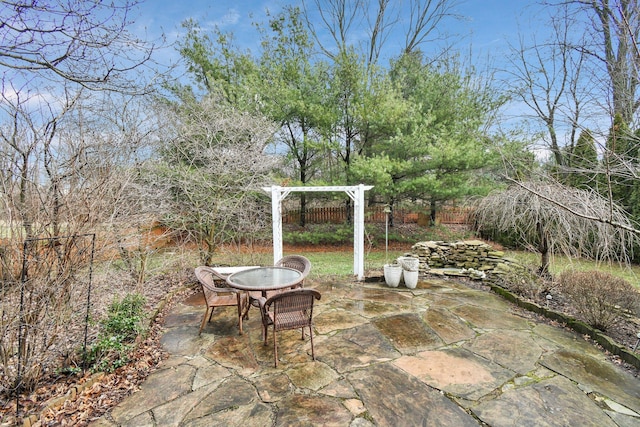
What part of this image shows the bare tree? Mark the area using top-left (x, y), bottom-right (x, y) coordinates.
top-left (403, 0), bottom-right (462, 55)
top-left (582, 0), bottom-right (640, 124)
top-left (151, 94), bottom-right (279, 265)
top-left (507, 4), bottom-right (590, 170)
top-left (472, 180), bottom-right (638, 275)
top-left (0, 2), bottom-right (172, 398)
top-left (302, 0), bottom-right (462, 66)
top-left (545, 0), bottom-right (640, 125)
top-left (0, 82), bottom-right (82, 240)
top-left (0, 86), bottom-right (162, 275)
top-left (0, 0), bottom-right (161, 93)
top-left (0, 0), bottom-right (168, 281)
top-left (0, 90), bottom-right (162, 397)
top-left (498, 1), bottom-right (640, 253)
top-left (60, 93), bottom-right (165, 284)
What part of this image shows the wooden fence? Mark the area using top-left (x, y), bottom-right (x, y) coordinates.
top-left (435, 207), bottom-right (470, 225)
top-left (283, 206), bottom-right (470, 225)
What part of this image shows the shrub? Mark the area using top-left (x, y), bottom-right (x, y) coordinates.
top-left (87, 293), bottom-right (146, 372)
top-left (555, 271), bottom-right (640, 331)
top-left (282, 223), bottom-right (472, 247)
top-left (493, 264), bottom-right (545, 300)
top-left (284, 224), bottom-right (354, 246)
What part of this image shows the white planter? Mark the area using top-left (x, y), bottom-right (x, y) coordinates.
top-left (403, 270), bottom-right (419, 289)
top-left (383, 264), bottom-right (403, 288)
top-left (397, 256), bottom-right (419, 272)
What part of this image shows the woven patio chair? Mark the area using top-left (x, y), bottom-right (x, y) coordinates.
top-left (194, 266), bottom-right (249, 336)
top-left (275, 255), bottom-right (311, 287)
top-left (258, 288), bottom-right (321, 367)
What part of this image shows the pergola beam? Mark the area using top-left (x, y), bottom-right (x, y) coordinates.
top-left (263, 184), bottom-right (373, 280)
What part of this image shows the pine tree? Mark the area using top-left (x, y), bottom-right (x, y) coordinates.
top-left (604, 114), bottom-right (637, 209)
top-left (568, 129), bottom-right (598, 190)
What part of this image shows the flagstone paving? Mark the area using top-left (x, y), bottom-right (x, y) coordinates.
top-left (92, 277), bottom-right (640, 426)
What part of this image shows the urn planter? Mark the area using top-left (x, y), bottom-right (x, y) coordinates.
top-left (397, 256), bottom-right (419, 289)
top-left (383, 264), bottom-right (403, 288)
top-left (403, 270), bottom-right (419, 289)
top-left (397, 256), bottom-right (419, 271)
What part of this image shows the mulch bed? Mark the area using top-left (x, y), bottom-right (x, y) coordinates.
top-left (0, 270), bottom-right (194, 426)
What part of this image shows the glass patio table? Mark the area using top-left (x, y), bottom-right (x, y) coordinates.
top-left (226, 266), bottom-right (304, 314)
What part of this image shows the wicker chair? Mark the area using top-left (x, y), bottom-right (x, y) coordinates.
top-left (194, 266), bottom-right (249, 336)
top-left (275, 255), bottom-right (312, 286)
top-left (258, 288), bottom-right (321, 367)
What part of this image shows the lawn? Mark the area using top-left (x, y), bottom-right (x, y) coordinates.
top-left (297, 248), bottom-right (640, 287)
top-left (299, 248), bottom-right (409, 277)
top-left (505, 250), bottom-right (640, 287)
top-left (145, 218), bottom-right (640, 288)
top-left (193, 241), bottom-right (640, 287)
top-left (201, 245), bottom-right (409, 278)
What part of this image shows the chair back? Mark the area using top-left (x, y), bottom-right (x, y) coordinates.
top-left (194, 266), bottom-right (247, 335)
top-left (266, 289), bottom-right (321, 332)
top-left (275, 255), bottom-right (311, 277)
top-left (194, 266), bottom-right (227, 290)
top-left (194, 266), bottom-right (238, 306)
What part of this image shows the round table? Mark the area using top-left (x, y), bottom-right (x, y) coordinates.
top-left (226, 266), bottom-right (303, 298)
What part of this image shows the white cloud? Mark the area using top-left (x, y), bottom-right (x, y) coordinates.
top-left (205, 9), bottom-right (241, 29)
top-left (1, 85), bottom-right (57, 110)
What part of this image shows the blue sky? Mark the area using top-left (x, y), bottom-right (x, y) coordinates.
top-left (133, 0), bottom-right (558, 138)
top-left (134, 0), bottom-right (547, 71)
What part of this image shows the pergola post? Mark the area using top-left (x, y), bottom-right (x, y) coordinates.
top-left (354, 184), bottom-right (366, 279)
top-left (263, 185), bottom-right (373, 280)
top-left (269, 185), bottom-right (283, 263)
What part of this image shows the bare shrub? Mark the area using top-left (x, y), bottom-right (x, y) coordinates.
top-left (152, 94), bottom-right (280, 265)
top-left (493, 264), bottom-right (546, 300)
top-left (0, 235), bottom-right (96, 397)
top-left (555, 270), bottom-right (640, 331)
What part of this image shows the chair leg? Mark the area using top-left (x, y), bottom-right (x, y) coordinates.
top-left (242, 294), bottom-right (250, 320)
top-left (237, 296), bottom-right (244, 335)
top-left (309, 326), bottom-right (315, 361)
top-left (273, 328), bottom-right (278, 368)
top-left (199, 307), bottom-right (212, 336)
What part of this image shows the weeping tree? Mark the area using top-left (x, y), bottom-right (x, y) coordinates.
top-left (472, 180), bottom-right (638, 276)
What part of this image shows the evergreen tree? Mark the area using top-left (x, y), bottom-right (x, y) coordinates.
top-left (352, 52), bottom-right (505, 224)
top-left (567, 129), bottom-right (598, 190)
top-left (603, 114), bottom-right (637, 209)
top-left (255, 6), bottom-right (331, 225)
top-left (177, 19), bottom-right (259, 108)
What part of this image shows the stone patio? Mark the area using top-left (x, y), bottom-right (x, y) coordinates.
top-left (91, 276), bottom-right (640, 426)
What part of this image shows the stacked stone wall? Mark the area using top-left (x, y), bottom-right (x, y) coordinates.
top-left (410, 240), bottom-right (522, 277)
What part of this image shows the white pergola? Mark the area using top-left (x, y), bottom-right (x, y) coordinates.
top-left (263, 184), bottom-right (373, 280)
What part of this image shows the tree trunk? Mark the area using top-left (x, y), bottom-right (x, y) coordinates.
top-left (537, 221), bottom-right (551, 277)
top-left (430, 199), bottom-right (437, 226)
top-left (299, 193), bottom-right (307, 227)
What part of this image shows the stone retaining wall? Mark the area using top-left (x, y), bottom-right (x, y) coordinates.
top-left (410, 240), bottom-right (522, 276)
